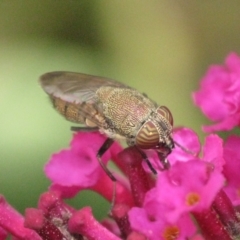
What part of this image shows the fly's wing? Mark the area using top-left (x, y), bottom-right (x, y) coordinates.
top-left (39, 71), bottom-right (131, 103)
top-left (39, 71), bottom-right (132, 128)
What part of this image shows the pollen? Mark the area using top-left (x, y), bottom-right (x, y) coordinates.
top-left (163, 226), bottom-right (180, 240)
top-left (186, 192), bottom-right (200, 206)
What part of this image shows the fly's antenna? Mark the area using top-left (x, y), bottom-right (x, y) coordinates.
top-left (173, 140), bottom-right (196, 156)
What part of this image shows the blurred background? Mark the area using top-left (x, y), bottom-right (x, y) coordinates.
top-left (0, 0), bottom-right (240, 220)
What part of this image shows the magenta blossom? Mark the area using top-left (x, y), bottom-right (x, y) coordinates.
top-left (169, 127), bottom-right (225, 171)
top-left (193, 52), bottom-right (240, 132)
top-left (223, 135), bottom-right (240, 206)
top-left (129, 208), bottom-right (196, 240)
top-left (3, 52), bottom-right (240, 239)
top-left (45, 132), bottom-right (122, 188)
top-left (128, 129), bottom-right (226, 240)
top-left (168, 128), bottom-right (201, 164)
top-left (0, 195), bottom-right (41, 240)
top-left (44, 132), bottom-right (134, 206)
top-left (2, 127), bottom-right (240, 239)
top-left (41, 128), bottom-right (240, 239)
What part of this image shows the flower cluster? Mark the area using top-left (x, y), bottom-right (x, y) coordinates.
top-left (1, 52), bottom-right (240, 239)
top-left (193, 52), bottom-right (240, 132)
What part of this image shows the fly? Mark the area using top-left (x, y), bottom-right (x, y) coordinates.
top-left (39, 71), bottom-right (175, 181)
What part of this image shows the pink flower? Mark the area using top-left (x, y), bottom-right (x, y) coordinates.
top-left (193, 52), bottom-right (240, 132)
top-left (45, 132), bottom-right (134, 205)
top-left (223, 135), bottom-right (240, 205)
top-left (0, 195), bottom-right (41, 240)
top-left (128, 129), bottom-right (229, 240)
top-left (45, 132), bottom-right (121, 188)
top-left (169, 128), bottom-right (225, 172)
top-left (128, 160), bottom-right (225, 239)
top-left (24, 191), bottom-right (122, 240)
top-left (68, 207), bottom-right (121, 240)
top-left (4, 52), bottom-right (240, 239)
top-left (129, 207), bottom-right (196, 240)
top-left (201, 134), bottom-right (225, 172)
top-left (168, 128), bottom-right (201, 164)
top-left (2, 127), bottom-right (240, 239)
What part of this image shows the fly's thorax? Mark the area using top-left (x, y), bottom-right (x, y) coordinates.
top-left (96, 86), bottom-right (156, 137)
top-left (135, 106), bottom-right (174, 150)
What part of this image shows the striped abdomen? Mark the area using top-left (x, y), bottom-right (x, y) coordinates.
top-left (49, 96), bottom-right (106, 128)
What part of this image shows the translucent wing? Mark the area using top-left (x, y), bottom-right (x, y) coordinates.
top-left (39, 71), bottom-right (131, 104)
top-left (39, 71), bottom-right (134, 128)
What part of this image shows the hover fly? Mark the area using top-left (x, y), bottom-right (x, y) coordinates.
top-left (39, 71), bottom-right (174, 181)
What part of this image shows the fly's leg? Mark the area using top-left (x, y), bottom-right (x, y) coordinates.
top-left (97, 138), bottom-right (117, 210)
top-left (71, 127), bottom-right (117, 206)
top-left (72, 126), bottom-right (116, 181)
top-left (135, 147), bottom-right (157, 175)
top-left (71, 126), bottom-right (116, 181)
top-left (71, 126), bottom-right (98, 132)
top-left (97, 138), bottom-right (116, 182)
top-left (157, 151), bottom-right (170, 170)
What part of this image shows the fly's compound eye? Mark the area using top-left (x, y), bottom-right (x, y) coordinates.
top-left (136, 121), bottom-right (159, 149)
top-left (157, 106), bottom-right (173, 126)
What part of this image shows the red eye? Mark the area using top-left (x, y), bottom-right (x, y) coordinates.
top-left (136, 121), bottom-right (159, 149)
top-left (157, 106), bottom-right (173, 126)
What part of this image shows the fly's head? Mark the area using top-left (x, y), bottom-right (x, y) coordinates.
top-left (135, 106), bottom-right (174, 159)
